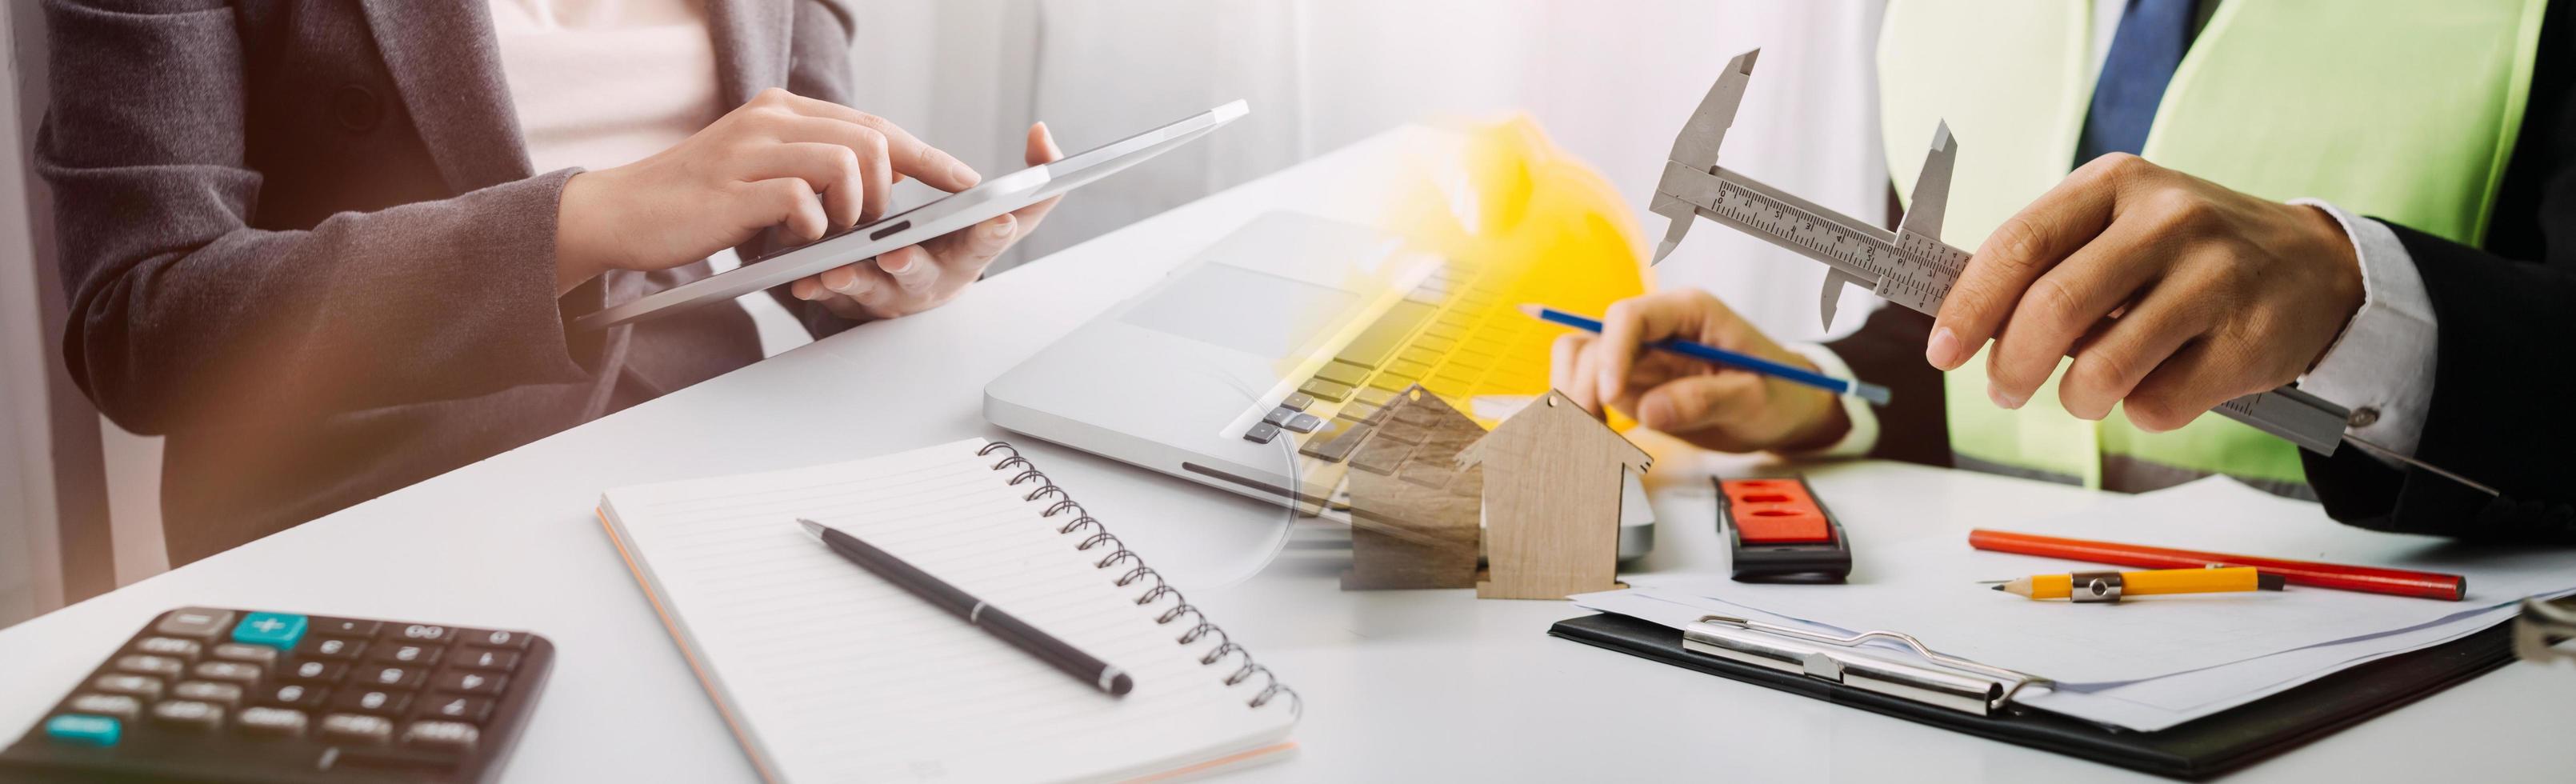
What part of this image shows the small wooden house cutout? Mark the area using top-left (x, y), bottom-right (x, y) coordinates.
top-left (1341, 386), bottom-right (1486, 590)
top-left (1459, 389), bottom-right (1652, 600)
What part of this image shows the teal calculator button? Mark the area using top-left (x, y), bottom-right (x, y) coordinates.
top-left (45, 714), bottom-right (119, 746)
top-left (233, 612), bottom-right (308, 649)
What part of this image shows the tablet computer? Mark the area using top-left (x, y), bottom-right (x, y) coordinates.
top-left (574, 99), bottom-right (1250, 332)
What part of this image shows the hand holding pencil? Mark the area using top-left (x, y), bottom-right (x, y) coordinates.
top-left (1536, 290), bottom-right (1872, 454)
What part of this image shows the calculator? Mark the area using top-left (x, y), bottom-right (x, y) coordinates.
top-left (0, 607), bottom-right (554, 783)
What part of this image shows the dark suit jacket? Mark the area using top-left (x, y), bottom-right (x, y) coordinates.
top-left (38, 0), bottom-right (860, 565)
top-left (1831, 1), bottom-right (2576, 539)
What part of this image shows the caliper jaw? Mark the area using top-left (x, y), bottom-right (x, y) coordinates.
top-left (1651, 50), bottom-right (1961, 336)
top-left (1650, 49), bottom-right (1757, 265)
top-left (1827, 121), bottom-right (1959, 330)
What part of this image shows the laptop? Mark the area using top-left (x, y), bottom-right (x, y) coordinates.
top-left (985, 211), bottom-right (1658, 558)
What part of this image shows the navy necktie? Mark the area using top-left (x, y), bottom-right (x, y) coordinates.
top-left (2075, 0), bottom-right (2198, 164)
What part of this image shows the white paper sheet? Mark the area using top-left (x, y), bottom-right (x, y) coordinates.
top-left (1574, 478), bottom-right (2576, 731)
top-left (1573, 585), bottom-right (2544, 731)
top-left (599, 438), bottom-right (1294, 782)
top-left (1634, 478), bottom-right (2576, 685)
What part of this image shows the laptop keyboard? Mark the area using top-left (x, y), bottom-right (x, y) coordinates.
top-left (1242, 260), bottom-right (1557, 506)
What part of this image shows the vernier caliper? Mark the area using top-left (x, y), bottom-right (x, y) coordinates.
top-left (1648, 50), bottom-right (2494, 494)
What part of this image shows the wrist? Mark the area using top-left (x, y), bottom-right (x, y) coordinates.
top-left (552, 254), bottom-right (596, 298)
top-left (1770, 354), bottom-right (1854, 452)
top-left (1777, 389), bottom-right (1852, 451)
top-left (554, 170), bottom-right (609, 296)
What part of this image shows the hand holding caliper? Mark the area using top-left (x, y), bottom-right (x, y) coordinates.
top-left (1925, 153), bottom-right (2365, 434)
top-left (1644, 49), bottom-right (2495, 494)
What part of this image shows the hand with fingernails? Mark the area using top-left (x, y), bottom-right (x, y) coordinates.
top-left (1556, 290), bottom-right (1854, 454)
top-left (553, 87), bottom-right (1063, 322)
top-left (786, 121), bottom-right (1063, 321)
top-left (1922, 153), bottom-right (2363, 431)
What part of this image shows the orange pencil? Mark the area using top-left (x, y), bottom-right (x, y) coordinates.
top-left (1990, 566), bottom-right (2286, 603)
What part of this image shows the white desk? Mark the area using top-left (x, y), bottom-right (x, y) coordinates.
top-left (4, 126), bottom-right (2570, 782)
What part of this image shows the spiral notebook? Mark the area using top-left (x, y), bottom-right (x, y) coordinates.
top-left (597, 438), bottom-right (1299, 782)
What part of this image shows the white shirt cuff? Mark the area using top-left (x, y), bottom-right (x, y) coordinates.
top-left (2288, 198), bottom-right (2438, 461)
top-left (1779, 342), bottom-right (1878, 458)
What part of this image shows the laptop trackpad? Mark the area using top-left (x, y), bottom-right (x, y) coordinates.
top-left (1120, 262), bottom-right (1358, 359)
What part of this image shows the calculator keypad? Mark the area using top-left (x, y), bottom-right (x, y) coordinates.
top-left (91, 674), bottom-right (162, 702)
top-left (171, 681), bottom-right (243, 708)
top-left (385, 623), bottom-right (454, 643)
top-left (238, 706), bottom-right (310, 737)
top-left (261, 682), bottom-right (329, 710)
top-left (148, 699), bottom-right (223, 731)
top-left (114, 654), bottom-right (184, 679)
top-left (451, 648), bottom-right (518, 671)
top-left (374, 643), bottom-right (442, 666)
top-left (402, 720), bottom-right (480, 753)
top-left (334, 688), bottom-right (413, 716)
top-left (431, 670), bottom-right (506, 695)
top-left (134, 637), bottom-right (202, 659)
top-left (285, 660), bottom-right (348, 683)
top-left (9, 606), bottom-right (553, 784)
top-left (358, 665), bottom-right (427, 689)
top-left (214, 642), bottom-right (282, 666)
top-left (299, 636), bottom-right (366, 660)
top-left (421, 695), bottom-right (494, 724)
top-left (191, 661), bottom-right (263, 685)
top-left (318, 713), bottom-right (394, 745)
top-left (64, 694), bottom-right (140, 722)
top-left (311, 618), bottom-right (381, 638)
top-left (457, 629), bottom-right (529, 650)
top-left (151, 609), bottom-right (234, 641)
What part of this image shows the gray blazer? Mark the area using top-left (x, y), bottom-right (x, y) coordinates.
top-left (38, 0), bottom-right (858, 565)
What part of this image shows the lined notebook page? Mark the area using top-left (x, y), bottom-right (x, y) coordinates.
top-left (600, 438), bottom-right (1292, 782)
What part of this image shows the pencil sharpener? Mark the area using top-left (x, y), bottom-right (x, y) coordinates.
top-left (1716, 476), bottom-right (1852, 583)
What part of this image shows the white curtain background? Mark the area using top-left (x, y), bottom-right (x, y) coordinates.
top-left (7, 1), bottom-right (1901, 604)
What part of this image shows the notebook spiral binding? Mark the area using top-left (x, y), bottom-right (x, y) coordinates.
top-left (979, 442), bottom-right (1302, 715)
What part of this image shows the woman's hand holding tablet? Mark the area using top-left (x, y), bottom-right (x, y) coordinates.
top-left (570, 99), bottom-right (1247, 333)
top-left (786, 122), bottom-right (1066, 322)
top-left (553, 88), bottom-right (985, 298)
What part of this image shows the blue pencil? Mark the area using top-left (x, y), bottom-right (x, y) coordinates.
top-left (1518, 304), bottom-right (1893, 406)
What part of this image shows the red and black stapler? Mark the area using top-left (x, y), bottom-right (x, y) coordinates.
top-left (1714, 477), bottom-right (1853, 582)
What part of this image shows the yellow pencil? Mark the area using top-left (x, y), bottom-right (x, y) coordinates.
top-left (1990, 566), bottom-right (2286, 603)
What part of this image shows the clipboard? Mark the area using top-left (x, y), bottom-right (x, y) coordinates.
top-left (1549, 612), bottom-right (2517, 780)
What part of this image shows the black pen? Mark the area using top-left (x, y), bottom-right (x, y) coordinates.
top-left (796, 518), bottom-right (1133, 697)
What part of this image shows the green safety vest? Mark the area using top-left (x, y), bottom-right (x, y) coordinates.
top-left (1875, 0), bottom-right (2546, 492)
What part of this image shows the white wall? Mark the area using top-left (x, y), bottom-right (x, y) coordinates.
top-left (99, 425), bottom-right (166, 584)
top-left (0, 0), bottom-right (61, 630)
top-left (3, 2), bottom-right (165, 631)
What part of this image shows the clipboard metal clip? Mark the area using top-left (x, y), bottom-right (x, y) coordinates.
top-left (1683, 615), bottom-right (2053, 716)
top-left (2515, 596), bottom-right (2576, 665)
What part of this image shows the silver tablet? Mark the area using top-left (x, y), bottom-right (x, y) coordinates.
top-left (574, 100), bottom-right (1250, 332)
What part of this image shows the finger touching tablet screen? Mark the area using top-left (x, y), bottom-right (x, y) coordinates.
top-left (574, 100), bottom-right (1250, 332)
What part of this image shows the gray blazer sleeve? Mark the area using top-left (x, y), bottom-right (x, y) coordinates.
top-left (38, 0), bottom-right (602, 436)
